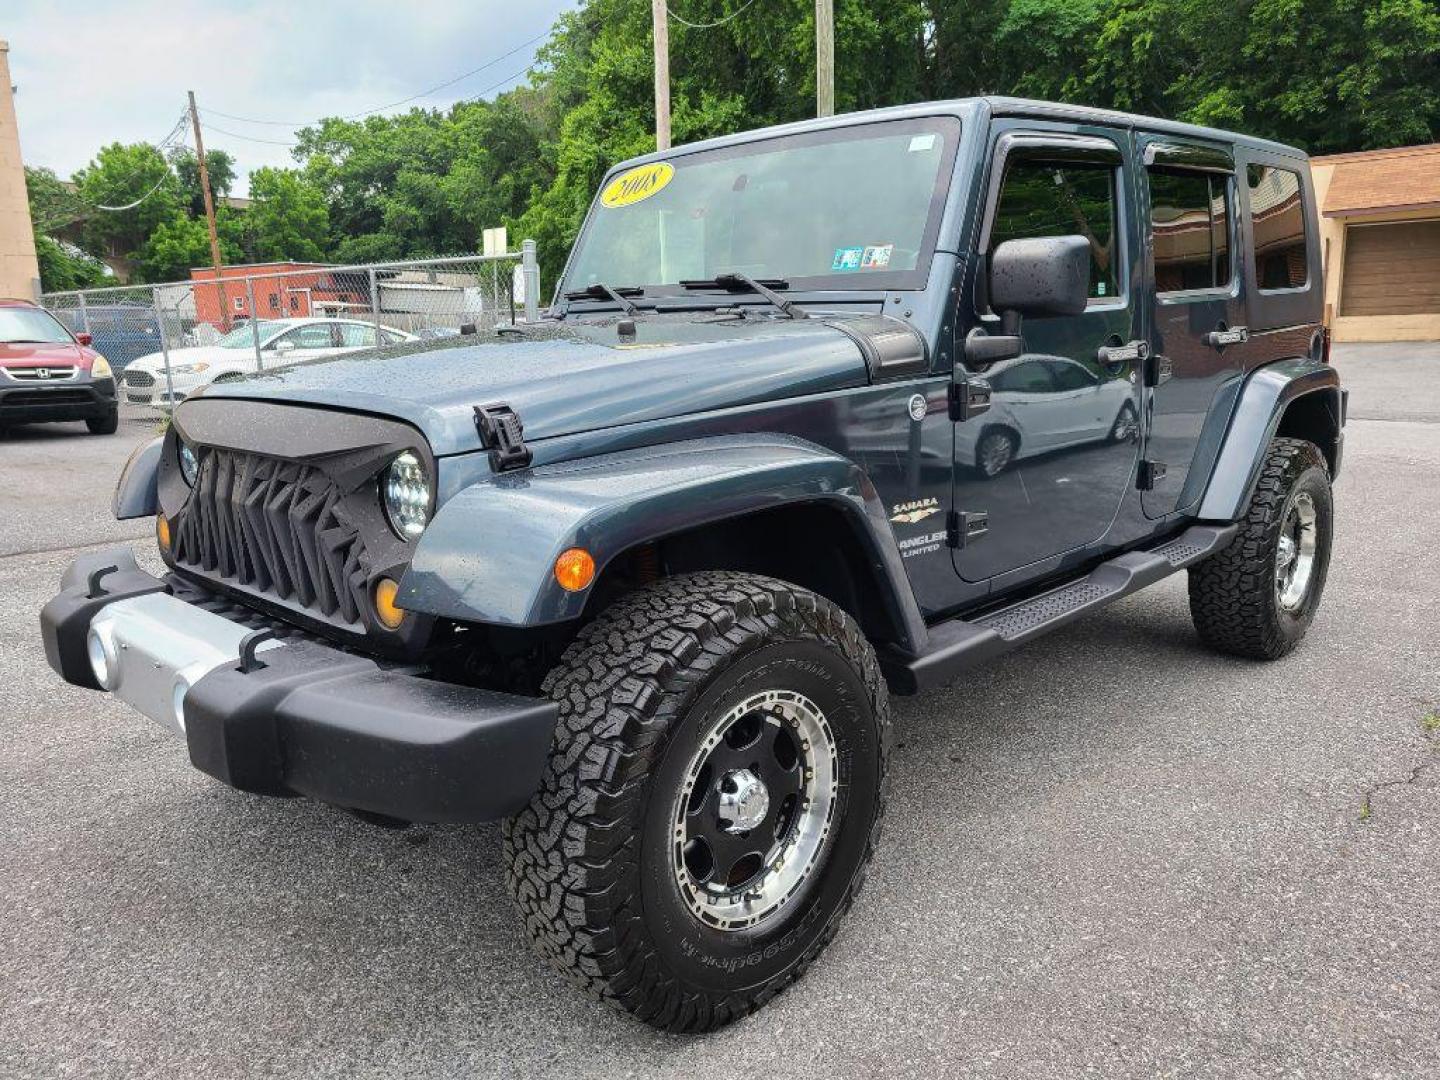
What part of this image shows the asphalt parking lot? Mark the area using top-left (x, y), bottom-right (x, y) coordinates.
top-left (1, 343), bottom-right (1437, 1079)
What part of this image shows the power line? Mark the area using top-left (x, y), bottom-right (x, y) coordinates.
top-left (204, 30), bottom-right (550, 130)
top-left (200, 121), bottom-right (299, 147)
top-left (666, 0), bottom-right (760, 30)
top-left (89, 112), bottom-right (191, 213)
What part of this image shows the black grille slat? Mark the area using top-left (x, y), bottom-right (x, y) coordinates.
top-left (174, 448), bottom-right (369, 627)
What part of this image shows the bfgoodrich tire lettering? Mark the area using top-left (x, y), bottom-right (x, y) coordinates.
top-left (502, 571), bottom-right (890, 1032)
top-left (1187, 437), bottom-right (1333, 659)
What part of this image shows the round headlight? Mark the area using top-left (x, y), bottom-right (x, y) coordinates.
top-left (382, 450), bottom-right (432, 540)
top-left (178, 441), bottom-right (199, 486)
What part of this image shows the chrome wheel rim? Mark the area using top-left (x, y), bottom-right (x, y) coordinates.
top-left (1276, 490), bottom-right (1318, 611)
top-left (672, 689), bottom-right (839, 932)
top-left (1113, 406), bottom-right (1139, 442)
top-left (980, 434), bottom-right (1013, 476)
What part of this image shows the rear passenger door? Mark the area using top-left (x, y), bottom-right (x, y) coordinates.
top-left (1138, 138), bottom-right (1246, 518)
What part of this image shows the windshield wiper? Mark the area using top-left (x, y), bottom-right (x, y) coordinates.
top-left (562, 282), bottom-right (642, 315)
top-left (679, 273), bottom-right (808, 319)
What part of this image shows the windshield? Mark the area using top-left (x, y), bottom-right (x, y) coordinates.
top-left (217, 321), bottom-right (286, 348)
top-left (0, 307), bottom-right (73, 345)
top-left (564, 117), bottom-right (960, 295)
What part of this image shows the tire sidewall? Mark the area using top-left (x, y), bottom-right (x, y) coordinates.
top-left (1268, 460), bottom-right (1333, 642)
top-left (637, 636), bottom-right (882, 995)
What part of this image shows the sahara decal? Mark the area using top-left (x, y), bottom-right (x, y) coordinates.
top-left (890, 497), bottom-right (941, 525)
top-left (600, 162), bottom-right (676, 208)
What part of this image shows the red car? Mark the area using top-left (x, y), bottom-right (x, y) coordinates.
top-left (0, 298), bottom-right (118, 435)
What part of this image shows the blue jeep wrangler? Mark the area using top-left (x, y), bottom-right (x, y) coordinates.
top-left (41, 98), bottom-right (1344, 1031)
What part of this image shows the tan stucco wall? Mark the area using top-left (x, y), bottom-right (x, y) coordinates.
top-left (0, 41), bottom-right (40, 301)
top-left (1311, 160), bottom-right (1440, 342)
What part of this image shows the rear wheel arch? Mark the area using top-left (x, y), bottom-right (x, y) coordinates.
top-left (1274, 388), bottom-right (1342, 476)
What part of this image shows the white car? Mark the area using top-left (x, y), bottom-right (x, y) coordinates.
top-left (957, 355), bottom-right (1139, 477)
top-left (121, 317), bottom-right (416, 407)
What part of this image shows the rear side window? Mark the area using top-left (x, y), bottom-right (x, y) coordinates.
top-left (1148, 168), bottom-right (1232, 293)
top-left (1248, 165), bottom-right (1309, 291)
top-left (989, 160), bottom-right (1120, 302)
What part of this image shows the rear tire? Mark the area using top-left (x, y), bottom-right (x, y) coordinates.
top-left (86, 411), bottom-right (119, 435)
top-left (1188, 437), bottom-right (1332, 659)
top-left (503, 571), bottom-right (889, 1032)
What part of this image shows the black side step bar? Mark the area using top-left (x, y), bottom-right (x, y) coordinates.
top-left (879, 524), bottom-right (1238, 695)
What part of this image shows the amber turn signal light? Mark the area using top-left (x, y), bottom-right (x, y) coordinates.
top-left (373, 577), bottom-right (406, 630)
top-left (554, 548), bottom-right (596, 592)
top-left (155, 513), bottom-right (171, 552)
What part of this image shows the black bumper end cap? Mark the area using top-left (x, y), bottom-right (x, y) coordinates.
top-left (184, 642), bottom-right (559, 824)
top-left (40, 547), bottom-right (168, 689)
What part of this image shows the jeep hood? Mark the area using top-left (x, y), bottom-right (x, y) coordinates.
top-left (195, 315), bottom-right (876, 455)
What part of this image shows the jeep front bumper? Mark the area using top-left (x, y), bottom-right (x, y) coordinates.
top-left (40, 547), bottom-right (558, 824)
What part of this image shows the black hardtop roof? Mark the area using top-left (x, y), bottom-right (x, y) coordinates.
top-left (609, 96), bottom-right (1307, 174)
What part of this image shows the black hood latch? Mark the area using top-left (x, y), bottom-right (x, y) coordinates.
top-left (474, 403), bottom-right (533, 472)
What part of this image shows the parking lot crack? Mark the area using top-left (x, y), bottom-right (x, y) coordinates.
top-left (1358, 712), bottom-right (1439, 822)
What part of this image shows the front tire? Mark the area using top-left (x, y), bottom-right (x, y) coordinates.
top-left (86, 410), bottom-right (119, 435)
top-left (1188, 437), bottom-right (1333, 659)
top-left (503, 572), bottom-right (890, 1032)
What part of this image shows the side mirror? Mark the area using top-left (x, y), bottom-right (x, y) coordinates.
top-left (965, 235), bottom-right (1092, 370)
top-left (76, 332), bottom-right (93, 346)
top-left (990, 235), bottom-right (1092, 320)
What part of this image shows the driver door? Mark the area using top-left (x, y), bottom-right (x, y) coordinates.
top-left (952, 127), bottom-right (1143, 583)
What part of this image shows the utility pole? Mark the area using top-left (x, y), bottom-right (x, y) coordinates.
top-left (187, 90), bottom-right (230, 329)
top-left (815, 0), bottom-right (834, 118)
top-left (651, 0), bottom-right (671, 150)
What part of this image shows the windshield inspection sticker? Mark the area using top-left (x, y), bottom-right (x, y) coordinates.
top-left (860, 244), bottom-right (893, 270)
top-left (600, 162), bottom-right (675, 208)
top-left (832, 247), bottom-right (864, 272)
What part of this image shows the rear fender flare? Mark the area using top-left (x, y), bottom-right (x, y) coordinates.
top-left (1197, 359), bottom-right (1344, 522)
top-left (398, 433), bottom-right (927, 652)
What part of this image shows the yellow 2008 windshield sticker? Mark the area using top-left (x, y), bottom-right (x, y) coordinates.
top-left (600, 162), bottom-right (675, 208)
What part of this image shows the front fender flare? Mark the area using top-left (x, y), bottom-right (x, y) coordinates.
top-left (112, 435), bottom-right (164, 520)
top-left (398, 434), bottom-right (926, 651)
top-left (1197, 359), bottom-right (1343, 522)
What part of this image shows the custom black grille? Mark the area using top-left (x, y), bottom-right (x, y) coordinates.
top-left (171, 449), bottom-right (371, 626)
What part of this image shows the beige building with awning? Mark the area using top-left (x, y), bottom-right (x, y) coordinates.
top-left (1312, 143), bottom-right (1440, 342)
top-left (1, 40), bottom-right (41, 301)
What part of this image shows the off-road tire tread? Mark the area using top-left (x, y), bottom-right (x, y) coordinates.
top-left (1187, 437), bottom-right (1329, 659)
top-left (502, 571), bottom-right (890, 1033)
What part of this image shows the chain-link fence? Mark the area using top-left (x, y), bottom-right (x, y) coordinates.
top-left (40, 243), bottom-right (539, 419)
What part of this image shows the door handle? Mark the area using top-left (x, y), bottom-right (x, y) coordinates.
top-left (1203, 324), bottom-right (1249, 349)
top-left (1097, 337), bottom-right (1148, 373)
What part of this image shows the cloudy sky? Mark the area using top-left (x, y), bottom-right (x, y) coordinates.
top-left (6, 0), bottom-right (578, 193)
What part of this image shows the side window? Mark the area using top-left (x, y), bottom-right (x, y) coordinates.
top-left (989, 159), bottom-right (1121, 302)
top-left (276, 324), bottom-right (334, 350)
top-left (336, 323), bottom-right (379, 347)
top-left (1047, 360), bottom-right (1097, 391)
top-left (1147, 168), bottom-right (1233, 293)
top-left (990, 360), bottom-right (1054, 394)
top-left (380, 328), bottom-right (407, 344)
top-left (1248, 165), bottom-right (1309, 290)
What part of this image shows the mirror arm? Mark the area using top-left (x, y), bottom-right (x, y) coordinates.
top-left (963, 324), bottom-right (1023, 369)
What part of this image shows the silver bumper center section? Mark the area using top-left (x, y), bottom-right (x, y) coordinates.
top-left (86, 592), bottom-right (284, 736)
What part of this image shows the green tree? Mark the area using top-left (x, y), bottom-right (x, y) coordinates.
top-left (72, 142), bottom-right (184, 263)
top-left (136, 208), bottom-right (244, 282)
top-left (246, 167), bottom-right (330, 261)
top-left (171, 148), bottom-right (238, 218)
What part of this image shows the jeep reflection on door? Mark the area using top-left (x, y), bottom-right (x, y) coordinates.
top-left (957, 354), bottom-right (1139, 478)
